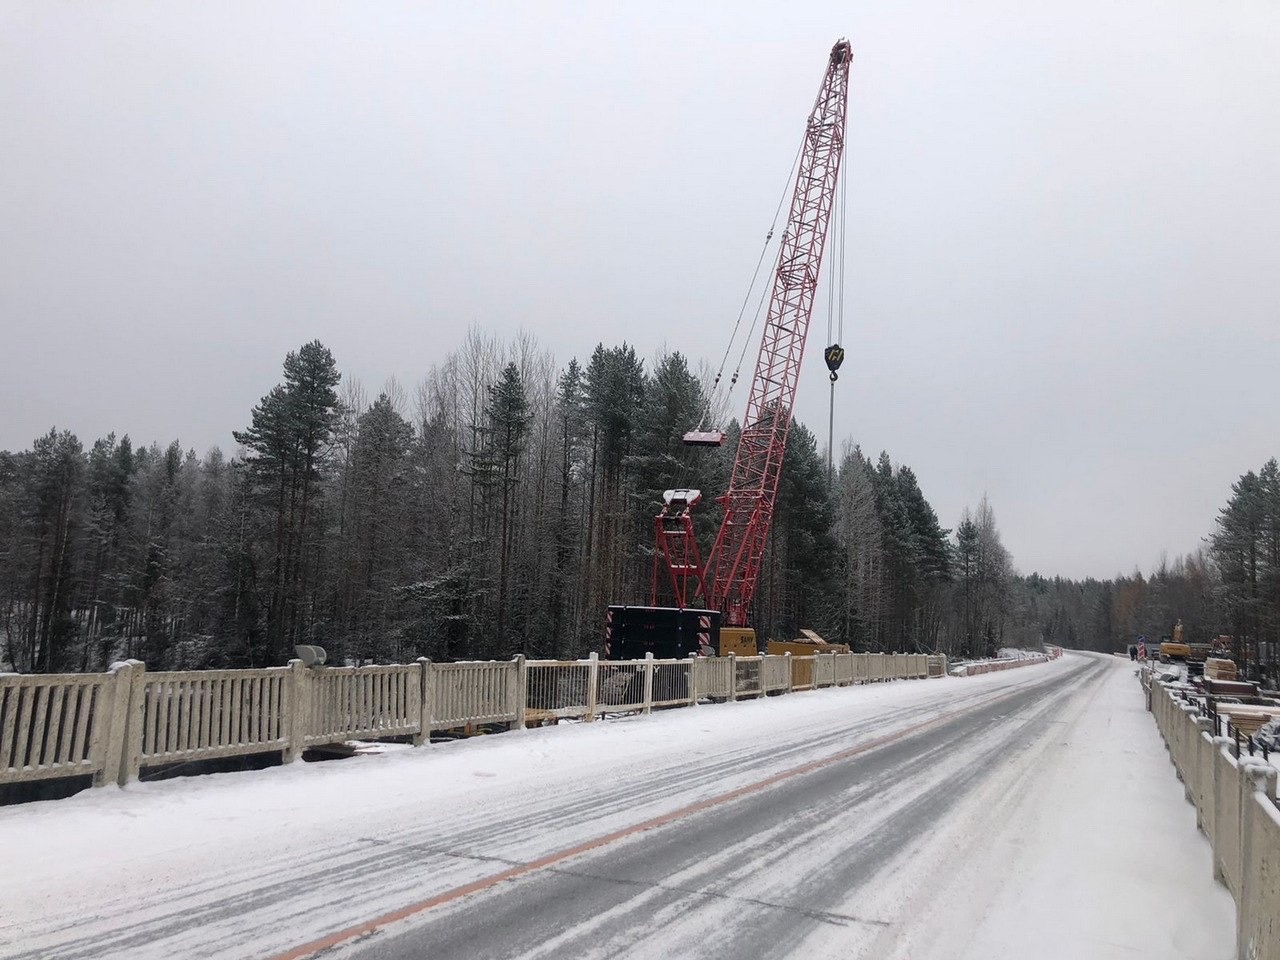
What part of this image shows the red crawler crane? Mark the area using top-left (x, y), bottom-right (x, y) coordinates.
top-left (615, 40), bottom-right (852, 660)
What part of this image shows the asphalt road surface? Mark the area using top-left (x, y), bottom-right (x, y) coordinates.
top-left (314, 656), bottom-right (1107, 960)
top-left (12, 653), bottom-right (1219, 960)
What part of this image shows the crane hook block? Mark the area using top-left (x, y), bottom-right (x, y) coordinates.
top-left (824, 343), bottom-right (845, 374)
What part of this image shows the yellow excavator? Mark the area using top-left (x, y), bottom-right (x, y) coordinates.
top-left (1159, 620), bottom-right (1191, 662)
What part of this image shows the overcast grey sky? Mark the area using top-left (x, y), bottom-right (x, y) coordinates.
top-left (2, 1), bottom-right (1277, 579)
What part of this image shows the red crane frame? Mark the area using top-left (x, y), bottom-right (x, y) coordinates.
top-left (652, 40), bottom-right (851, 627)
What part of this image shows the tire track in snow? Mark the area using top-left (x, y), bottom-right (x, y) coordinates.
top-left (329, 657), bottom-right (1104, 960)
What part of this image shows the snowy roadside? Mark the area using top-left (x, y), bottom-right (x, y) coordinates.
top-left (855, 654), bottom-right (1235, 960)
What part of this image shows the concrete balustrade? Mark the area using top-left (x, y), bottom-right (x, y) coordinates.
top-left (0, 665), bottom-right (131, 787)
top-left (1147, 677), bottom-right (1280, 960)
top-left (2, 648), bottom-right (963, 796)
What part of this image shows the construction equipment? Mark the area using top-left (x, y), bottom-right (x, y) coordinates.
top-left (1159, 620), bottom-right (1191, 662)
top-left (766, 628), bottom-right (850, 658)
top-left (610, 40), bottom-right (853, 658)
top-left (605, 605), bottom-right (720, 660)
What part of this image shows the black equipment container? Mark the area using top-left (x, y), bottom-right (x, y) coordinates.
top-left (604, 605), bottom-right (721, 660)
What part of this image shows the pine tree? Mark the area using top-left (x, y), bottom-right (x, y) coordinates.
top-left (0, 450), bottom-right (21, 669)
top-left (583, 343), bottom-right (645, 616)
top-left (23, 430), bottom-right (85, 671)
top-left (870, 452), bottom-right (918, 650)
top-left (282, 341), bottom-right (341, 650)
top-left (832, 446), bottom-right (884, 650)
top-left (972, 496), bottom-right (1012, 656)
top-left (234, 341), bottom-right (341, 663)
top-left (233, 384), bottom-right (293, 660)
top-left (954, 513), bottom-right (979, 656)
top-left (82, 434), bottom-right (134, 665)
top-left (341, 394), bottom-right (415, 662)
top-left (487, 363), bottom-right (530, 653)
top-left (896, 466), bottom-right (951, 649)
top-left (761, 423), bottom-right (835, 641)
top-left (551, 360), bottom-right (586, 654)
top-left (1212, 467), bottom-right (1269, 671)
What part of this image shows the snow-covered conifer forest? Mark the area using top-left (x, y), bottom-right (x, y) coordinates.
top-left (1, 334), bottom-right (1275, 677)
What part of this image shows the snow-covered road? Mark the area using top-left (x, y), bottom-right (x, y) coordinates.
top-left (0, 653), bottom-right (1234, 960)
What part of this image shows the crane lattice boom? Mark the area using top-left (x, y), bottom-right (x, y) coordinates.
top-left (707, 40), bottom-right (852, 626)
top-left (642, 39), bottom-right (851, 647)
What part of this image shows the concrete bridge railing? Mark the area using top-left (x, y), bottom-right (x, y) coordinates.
top-left (1148, 676), bottom-right (1280, 960)
top-left (2, 650), bottom-right (962, 795)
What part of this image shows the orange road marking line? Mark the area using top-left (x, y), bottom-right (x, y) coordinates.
top-left (270, 682), bottom-right (1033, 960)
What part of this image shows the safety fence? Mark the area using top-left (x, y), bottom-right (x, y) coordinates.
top-left (1148, 676), bottom-right (1280, 960)
top-left (2, 651), bottom-right (957, 795)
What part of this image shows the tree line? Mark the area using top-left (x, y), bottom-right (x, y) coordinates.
top-left (998, 460), bottom-right (1280, 686)
top-left (2, 333), bottom-right (1026, 673)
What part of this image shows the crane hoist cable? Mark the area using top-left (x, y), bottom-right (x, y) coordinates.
top-left (695, 137), bottom-right (805, 433)
top-left (824, 171), bottom-right (848, 479)
top-left (839, 154), bottom-right (847, 343)
top-left (824, 161), bottom-right (848, 383)
top-left (681, 150), bottom-right (799, 490)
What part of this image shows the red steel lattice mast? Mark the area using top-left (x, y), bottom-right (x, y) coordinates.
top-left (706, 40), bottom-right (852, 626)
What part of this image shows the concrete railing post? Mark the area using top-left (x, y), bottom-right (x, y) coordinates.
top-left (1192, 716), bottom-right (1214, 809)
top-left (586, 652), bottom-right (599, 722)
top-left (414, 657), bottom-right (431, 745)
top-left (283, 659), bottom-right (309, 764)
top-left (784, 652), bottom-right (793, 694)
top-left (115, 660), bottom-right (146, 788)
top-left (642, 653), bottom-right (654, 715)
top-left (513, 655), bottom-right (527, 730)
top-left (1237, 761), bottom-right (1279, 956)
top-left (728, 653), bottom-right (737, 702)
top-left (1211, 737), bottom-right (1234, 882)
top-left (100, 659), bottom-right (142, 787)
